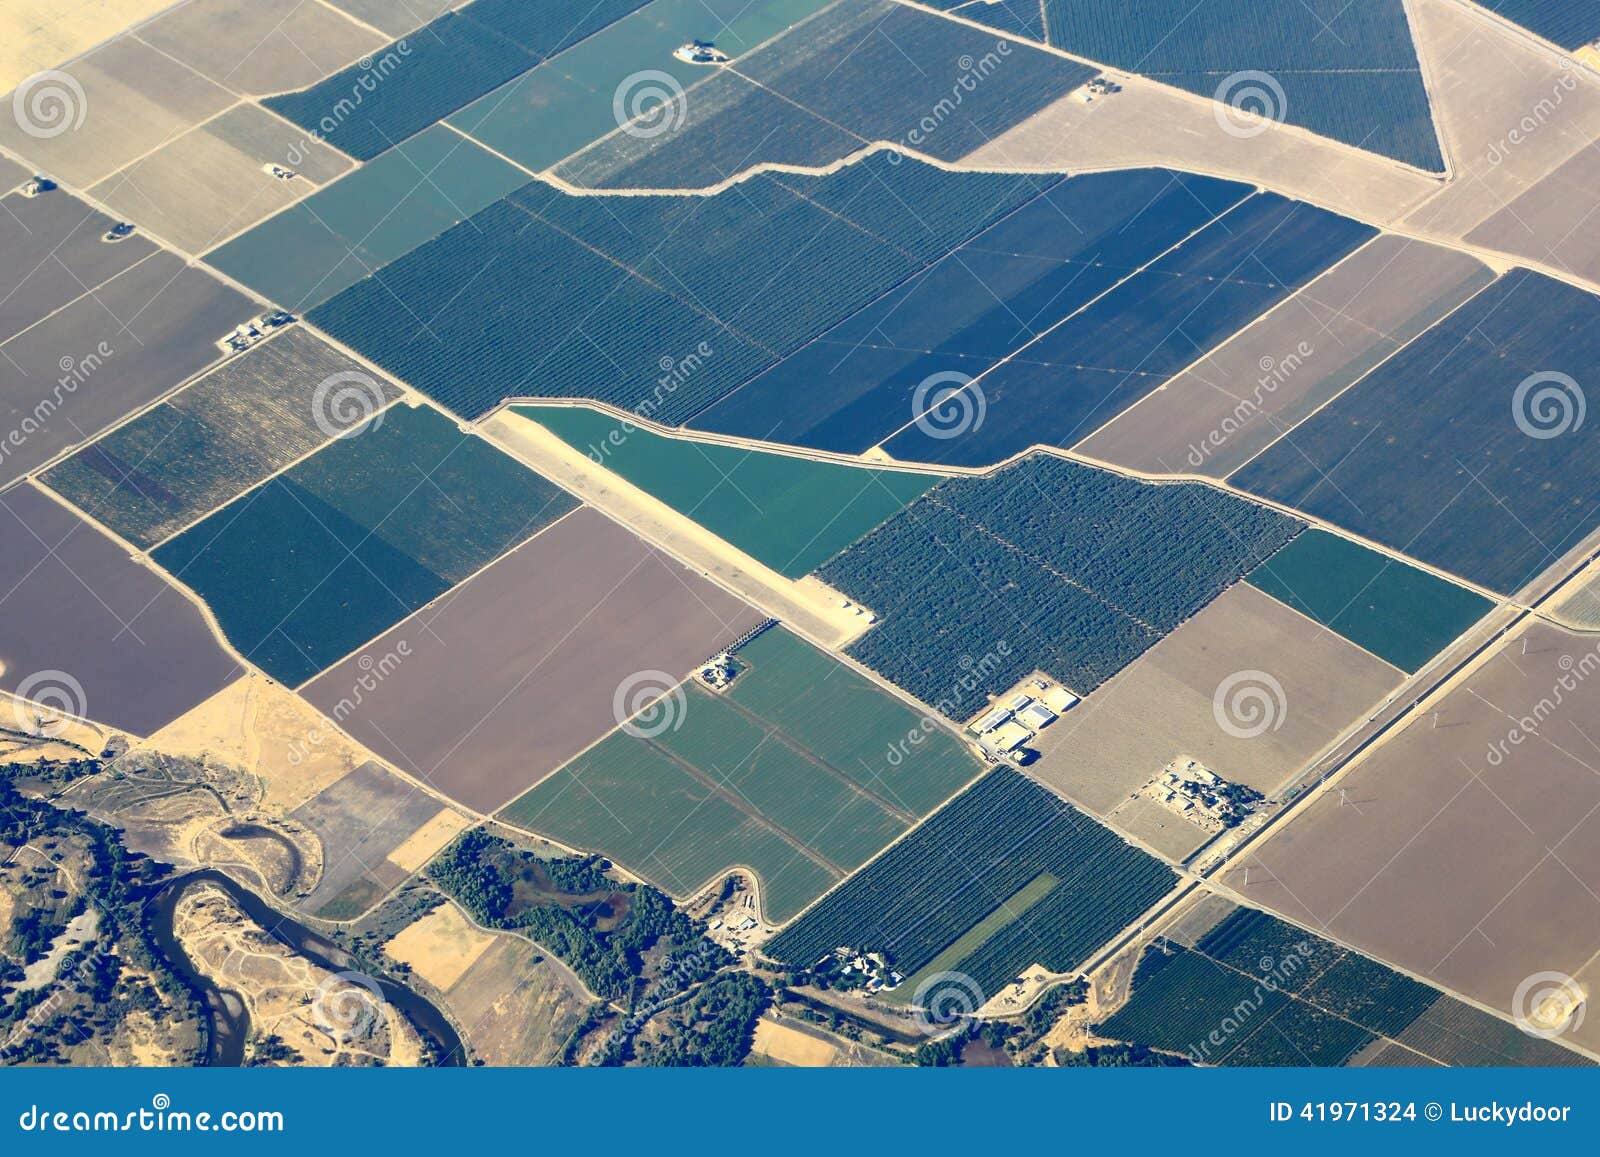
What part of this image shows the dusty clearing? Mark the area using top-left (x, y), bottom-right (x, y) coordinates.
top-left (382, 901), bottom-right (495, 992)
top-left (175, 883), bottom-right (423, 1066)
top-left (142, 675), bottom-right (367, 813)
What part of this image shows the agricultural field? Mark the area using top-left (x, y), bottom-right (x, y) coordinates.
top-left (290, 762), bottom-right (467, 921)
top-left (500, 627), bottom-right (983, 921)
top-left (264, 0), bottom-right (654, 161)
top-left (1224, 619), bottom-right (1600, 1060)
top-left (453, 0), bottom-right (836, 174)
top-left (0, 483), bottom-right (243, 737)
top-left (764, 769), bottom-right (1176, 1001)
top-left (0, 184), bottom-right (157, 343)
top-left (882, 194), bottom-right (1376, 467)
top-left (90, 105), bottom-right (353, 254)
top-left (152, 404), bottom-right (576, 687)
top-left (0, 248), bottom-right (254, 489)
top-left (1233, 271), bottom-right (1600, 596)
top-left (1466, 146), bottom-right (1600, 288)
top-left (0, 0), bottom-right (172, 92)
top-left (43, 328), bottom-right (404, 548)
top-left (204, 124), bottom-right (527, 311)
top-left (1029, 583), bottom-right (1403, 861)
top-left (1244, 530), bottom-right (1494, 673)
top-left (136, 0), bottom-right (384, 96)
top-left (1037, 0), bottom-right (1444, 170)
top-left (516, 404), bottom-right (938, 577)
top-left (817, 454), bottom-right (1303, 709)
top-left (1076, 236), bottom-right (1494, 478)
top-left (302, 506), bottom-right (765, 814)
top-left (694, 168), bottom-right (1252, 455)
top-left (1097, 903), bottom-right (1587, 1066)
top-left (308, 155), bottom-right (1047, 422)
top-left (1474, 1), bottom-right (1600, 48)
top-left (325, 0), bottom-right (453, 37)
top-left (0, 36), bottom-right (234, 188)
top-left (557, 0), bottom-right (1091, 187)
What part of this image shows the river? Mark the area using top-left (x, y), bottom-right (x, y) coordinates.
top-left (146, 870), bottom-right (464, 1066)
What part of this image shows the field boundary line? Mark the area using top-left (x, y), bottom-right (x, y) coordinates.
top-left (137, 391), bottom-right (415, 554)
top-left (868, 184), bottom-right (1258, 450)
top-left (1216, 272), bottom-right (1503, 482)
top-left (899, 0), bottom-right (1452, 181)
top-left (288, 500), bottom-right (586, 693)
top-left (1062, 229), bottom-right (1474, 463)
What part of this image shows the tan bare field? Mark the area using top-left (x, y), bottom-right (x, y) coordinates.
top-left (1076, 235), bottom-right (1493, 478)
top-left (752, 1017), bottom-right (838, 1066)
top-left (324, 0), bottom-right (456, 38)
top-left (1222, 619), bottom-right (1600, 1058)
top-left (387, 808), bottom-right (472, 874)
top-left (439, 934), bottom-right (591, 1066)
top-left (136, 0), bottom-right (383, 96)
top-left (1548, 557), bottom-right (1600, 630)
top-left (175, 882), bottom-right (424, 1066)
top-left (1467, 145), bottom-right (1600, 286)
top-left (962, 73), bottom-right (1439, 229)
top-left (0, 0), bottom-right (173, 93)
top-left (142, 675), bottom-right (365, 814)
top-left (382, 901), bottom-right (495, 991)
top-left (1402, 0), bottom-right (1600, 243)
top-left (90, 105), bottom-right (348, 253)
top-left (1029, 583), bottom-right (1402, 859)
top-left (0, 36), bottom-right (233, 187)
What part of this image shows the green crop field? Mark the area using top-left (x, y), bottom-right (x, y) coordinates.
top-left (154, 404), bottom-right (577, 686)
top-left (42, 330), bottom-right (403, 548)
top-left (765, 769), bottom-right (1175, 997)
top-left (205, 125), bottom-right (527, 311)
top-left (500, 626), bottom-right (985, 922)
top-left (1247, 530), bottom-right (1493, 672)
top-left (518, 405), bottom-right (938, 578)
top-left (1096, 905), bottom-right (1588, 1066)
top-left (819, 454), bottom-right (1303, 709)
